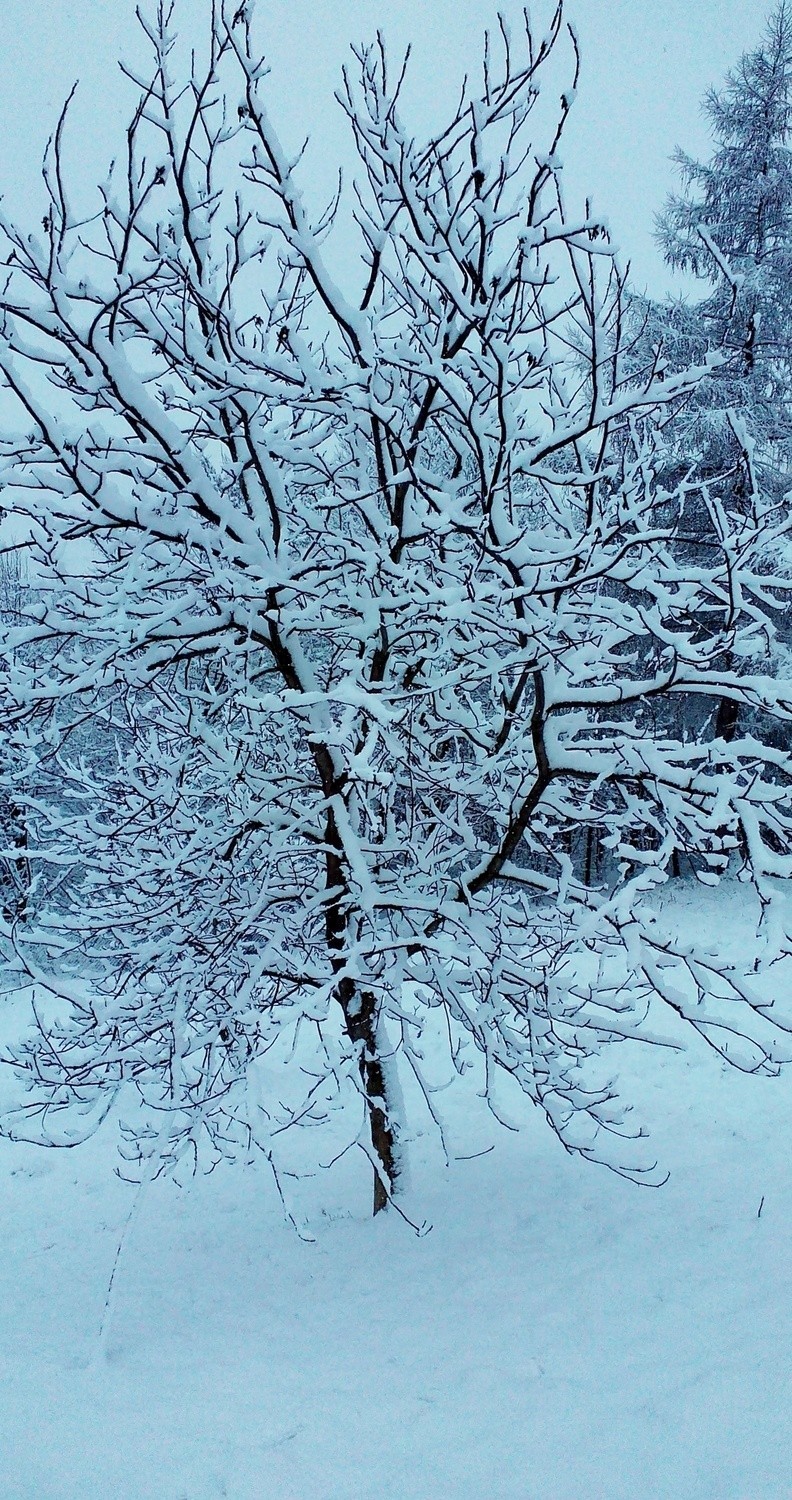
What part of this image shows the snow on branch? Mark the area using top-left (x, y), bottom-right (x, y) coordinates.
top-left (1, 0), bottom-right (792, 1218)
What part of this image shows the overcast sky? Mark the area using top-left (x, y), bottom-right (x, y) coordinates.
top-left (0, 0), bottom-right (776, 297)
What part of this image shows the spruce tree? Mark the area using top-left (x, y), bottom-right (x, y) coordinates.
top-left (660, 2), bottom-right (792, 471)
top-left (656, 1), bottom-right (792, 495)
top-left (640, 4), bottom-right (792, 740)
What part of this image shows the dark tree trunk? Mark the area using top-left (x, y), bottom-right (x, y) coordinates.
top-left (324, 825), bottom-right (398, 1214)
top-left (715, 693), bottom-right (739, 742)
top-left (0, 797), bottom-right (30, 923)
top-left (715, 642), bottom-right (740, 744)
top-left (584, 825), bottom-right (597, 886)
top-left (342, 983), bottom-right (398, 1214)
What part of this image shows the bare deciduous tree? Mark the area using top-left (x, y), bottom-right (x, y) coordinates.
top-left (1, 1), bottom-right (792, 1216)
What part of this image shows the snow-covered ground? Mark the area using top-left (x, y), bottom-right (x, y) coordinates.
top-left (2, 884), bottom-right (792, 1500)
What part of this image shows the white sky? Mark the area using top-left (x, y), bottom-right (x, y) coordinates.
top-left (0, 0), bottom-right (776, 298)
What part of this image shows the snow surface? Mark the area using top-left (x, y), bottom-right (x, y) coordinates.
top-left (2, 883), bottom-right (792, 1500)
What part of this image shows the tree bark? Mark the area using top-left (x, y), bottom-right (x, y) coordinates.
top-left (715, 693), bottom-right (739, 742)
top-left (324, 824), bottom-right (398, 1214)
top-left (341, 981), bottom-right (398, 1214)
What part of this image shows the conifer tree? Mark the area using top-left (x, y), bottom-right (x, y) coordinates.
top-left (640, 4), bottom-right (792, 740)
top-left (656, 2), bottom-right (792, 492)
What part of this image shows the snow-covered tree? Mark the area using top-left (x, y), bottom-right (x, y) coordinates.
top-left (0, 546), bottom-right (30, 922)
top-left (654, 2), bottom-right (792, 489)
top-left (631, 4), bottom-right (792, 743)
top-left (2, 1), bottom-right (792, 1218)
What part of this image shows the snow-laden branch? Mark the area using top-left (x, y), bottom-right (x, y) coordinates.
top-left (1, 0), bottom-right (792, 1217)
